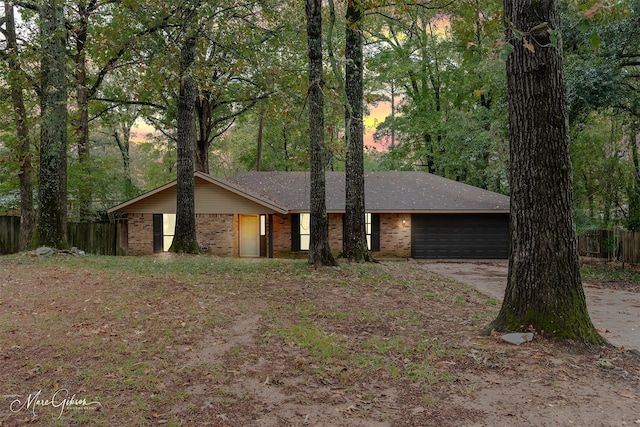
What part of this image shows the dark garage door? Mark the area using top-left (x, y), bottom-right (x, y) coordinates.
top-left (411, 213), bottom-right (509, 259)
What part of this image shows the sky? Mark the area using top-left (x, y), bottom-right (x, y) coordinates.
top-left (131, 100), bottom-right (393, 151)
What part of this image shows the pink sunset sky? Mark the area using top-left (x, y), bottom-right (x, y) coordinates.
top-left (130, 101), bottom-right (393, 151)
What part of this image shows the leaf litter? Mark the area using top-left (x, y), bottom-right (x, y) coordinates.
top-left (0, 254), bottom-right (637, 426)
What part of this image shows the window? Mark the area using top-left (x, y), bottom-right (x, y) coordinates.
top-left (365, 213), bottom-right (372, 250)
top-left (300, 213), bottom-right (310, 251)
top-left (163, 214), bottom-right (176, 251)
top-left (260, 214), bottom-right (266, 236)
top-left (293, 212), bottom-right (380, 252)
top-left (369, 213), bottom-right (380, 251)
top-left (291, 213), bottom-right (310, 252)
top-left (152, 213), bottom-right (177, 253)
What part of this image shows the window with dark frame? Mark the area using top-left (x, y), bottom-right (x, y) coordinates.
top-left (292, 212), bottom-right (380, 252)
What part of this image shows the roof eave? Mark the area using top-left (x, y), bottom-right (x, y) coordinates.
top-left (194, 171), bottom-right (289, 214)
top-left (107, 171), bottom-right (289, 215)
top-left (300, 209), bottom-right (510, 214)
top-left (107, 181), bottom-right (177, 214)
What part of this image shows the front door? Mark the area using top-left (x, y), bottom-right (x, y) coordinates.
top-left (239, 215), bottom-right (260, 257)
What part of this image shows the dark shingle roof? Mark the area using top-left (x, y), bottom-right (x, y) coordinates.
top-left (224, 171), bottom-right (509, 213)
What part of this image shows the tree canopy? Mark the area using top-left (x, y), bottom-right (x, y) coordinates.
top-left (0, 0), bottom-right (638, 233)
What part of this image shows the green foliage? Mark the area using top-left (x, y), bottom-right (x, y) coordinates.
top-left (0, 129), bottom-right (21, 213)
top-left (570, 111), bottom-right (629, 229)
top-left (561, 1), bottom-right (640, 231)
top-left (1, 0), bottom-right (638, 228)
top-left (366, 1), bottom-right (509, 191)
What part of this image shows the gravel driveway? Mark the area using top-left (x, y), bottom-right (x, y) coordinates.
top-left (420, 260), bottom-right (640, 352)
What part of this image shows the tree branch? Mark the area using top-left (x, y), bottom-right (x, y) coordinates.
top-left (93, 97), bottom-right (166, 110)
top-left (88, 12), bottom-right (176, 98)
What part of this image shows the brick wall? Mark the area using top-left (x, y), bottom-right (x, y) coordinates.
top-left (126, 213), bottom-right (236, 256)
top-left (379, 213), bottom-right (411, 258)
top-left (272, 214), bottom-right (301, 258)
top-left (270, 212), bottom-right (411, 259)
top-left (127, 213), bottom-right (154, 255)
top-left (328, 213), bottom-right (343, 252)
top-left (196, 214), bottom-right (234, 257)
top-left (126, 212), bottom-right (412, 258)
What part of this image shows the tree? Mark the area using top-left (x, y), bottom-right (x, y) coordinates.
top-left (561, 1), bottom-right (640, 231)
top-left (3, 2), bottom-right (34, 249)
top-left (342, 0), bottom-right (372, 261)
top-left (68, 0), bottom-right (168, 219)
top-left (36, 0), bottom-right (68, 248)
top-left (110, 106), bottom-right (140, 199)
top-left (306, 0), bottom-right (337, 267)
top-left (367, 1), bottom-right (509, 191)
top-left (490, 0), bottom-right (603, 345)
top-left (169, 1), bottom-right (200, 254)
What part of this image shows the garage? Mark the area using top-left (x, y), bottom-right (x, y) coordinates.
top-left (411, 213), bottom-right (509, 259)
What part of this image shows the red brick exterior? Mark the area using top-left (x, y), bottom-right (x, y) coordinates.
top-left (126, 212), bottom-right (411, 258)
top-left (196, 214), bottom-right (235, 257)
top-left (378, 213), bottom-right (411, 258)
top-left (127, 213), bottom-right (154, 255)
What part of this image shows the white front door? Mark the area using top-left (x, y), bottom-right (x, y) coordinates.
top-left (239, 215), bottom-right (260, 257)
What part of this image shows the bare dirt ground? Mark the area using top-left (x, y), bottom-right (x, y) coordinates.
top-left (0, 254), bottom-right (638, 427)
top-left (420, 260), bottom-right (640, 352)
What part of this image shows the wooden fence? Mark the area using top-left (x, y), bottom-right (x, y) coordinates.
top-left (0, 215), bottom-right (20, 255)
top-left (3, 214), bottom-right (640, 262)
top-left (578, 229), bottom-right (640, 264)
top-left (621, 231), bottom-right (640, 265)
top-left (67, 221), bottom-right (128, 256)
top-left (0, 215), bottom-right (127, 256)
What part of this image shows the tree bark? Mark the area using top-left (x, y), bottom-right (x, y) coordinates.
top-left (306, 0), bottom-right (336, 268)
top-left (5, 2), bottom-right (35, 250)
top-left (170, 12), bottom-right (200, 254)
top-left (490, 0), bottom-right (602, 345)
top-left (36, 0), bottom-right (68, 248)
top-left (113, 111), bottom-right (138, 199)
top-left (343, 0), bottom-right (372, 262)
top-left (256, 105), bottom-right (264, 172)
top-left (195, 90), bottom-right (211, 174)
top-left (74, 2), bottom-right (93, 221)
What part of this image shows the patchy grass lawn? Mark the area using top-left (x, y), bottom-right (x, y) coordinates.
top-left (0, 254), bottom-right (638, 426)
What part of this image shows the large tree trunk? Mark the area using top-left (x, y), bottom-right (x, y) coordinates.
top-left (490, 0), bottom-right (602, 345)
top-left (74, 3), bottom-right (92, 221)
top-left (306, 0), bottom-right (336, 268)
top-left (170, 20), bottom-right (200, 254)
top-left (195, 90), bottom-right (211, 174)
top-left (343, 0), bottom-right (373, 262)
top-left (5, 2), bottom-right (35, 250)
top-left (36, 0), bottom-right (68, 248)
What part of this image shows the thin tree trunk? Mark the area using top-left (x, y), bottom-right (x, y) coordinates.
top-left (5, 2), bottom-right (35, 250)
top-left (256, 105), bottom-right (264, 172)
top-left (306, 0), bottom-right (336, 268)
top-left (490, 0), bottom-right (602, 345)
top-left (170, 10), bottom-right (200, 254)
top-left (390, 80), bottom-right (396, 149)
top-left (343, 0), bottom-right (372, 262)
top-left (36, 0), bottom-right (68, 248)
top-left (113, 113), bottom-right (137, 199)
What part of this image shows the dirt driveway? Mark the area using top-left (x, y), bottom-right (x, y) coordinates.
top-left (420, 260), bottom-right (640, 351)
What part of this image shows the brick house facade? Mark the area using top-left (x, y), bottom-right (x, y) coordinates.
top-left (109, 171), bottom-right (509, 259)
